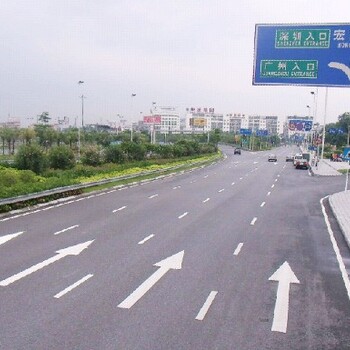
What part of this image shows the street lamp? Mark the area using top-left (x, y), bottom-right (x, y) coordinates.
top-left (130, 93), bottom-right (136, 142)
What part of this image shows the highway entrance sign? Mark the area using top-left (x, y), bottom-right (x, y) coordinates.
top-left (253, 24), bottom-right (350, 86)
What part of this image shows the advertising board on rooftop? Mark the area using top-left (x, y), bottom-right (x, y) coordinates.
top-left (253, 23), bottom-right (350, 87)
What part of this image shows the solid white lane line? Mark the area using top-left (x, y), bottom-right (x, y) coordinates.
top-left (271, 184), bottom-right (275, 188)
top-left (195, 291), bottom-right (218, 321)
top-left (113, 205), bottom-right (127, 213)
top-left (54, 274), bottom-right (93, 299)
top-left (267, 192), bottom-right (271, 196)
top-left (250, 217), bottom-right (257, 225)
top-left (218, 189), bottom-right (225, 193)
top-left (148, 194), bottom-right (159, 199)
top-left (118, 187), bottom-right (127, 191)
top-left (178, 212), bottom-right (188, 219)
top-left (138, 234), bottom-right (155, 245)
top-left (233, 243), bottom-right (244, 256)
top-left (321, 197), bottom-right (350, 300)
top-left (260, 202), bottom-right (266, 207)
top-left (202, 198), bottom-right (210, 203)
top-left (54, 225), bottom-right (79, 236)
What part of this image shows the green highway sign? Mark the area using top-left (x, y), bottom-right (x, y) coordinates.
top-left (260, 60), bottom-right (318, 78)
top-left (275, 29), bottom-right (330, 48)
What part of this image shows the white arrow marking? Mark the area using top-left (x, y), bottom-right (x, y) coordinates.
top-left (0, 240), bottom-right (94, 287)
top-left (195, 291), bottom-right (218, 321)
top-left (328, 62), bottom-right (350, 80)
top-left (54, 225), bottom-right (79, 235)
top-left (0, 231), bottom-right (24, 246)
top-left (138, 234), bottom-right (155, 245)
top-left (113, 205), bottom-right (127, 213)
top-left (118, 251), bottom-right (184, 309)
top-left (269, 261), bottom-right (300, 333)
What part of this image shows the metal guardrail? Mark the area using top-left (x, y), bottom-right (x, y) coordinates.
top-left (0, 157), bottom-right (217, 206)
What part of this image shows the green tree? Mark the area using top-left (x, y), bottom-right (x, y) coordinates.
top-left (48, 145), bottom-right (76, 170)
top-left (15, 144), bottom-right (48, 174)
top-left (37, 111), bottom-right (51, 124)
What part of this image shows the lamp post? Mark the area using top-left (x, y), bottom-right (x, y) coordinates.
top-left (130, 93), bottom-right (136, 141)
top-left (77, 81), bottom-right (85, 161)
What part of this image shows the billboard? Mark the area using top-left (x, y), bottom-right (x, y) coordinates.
top-left (143, 115), bottom-right (161, 124)
top-left (288, 119), bottom-right (313, 132)
top-left (190, 118), bottom-right (207, 127)
top-left (253, 23), bottom-right (350, 86)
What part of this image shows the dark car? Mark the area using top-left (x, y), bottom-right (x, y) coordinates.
top-left (234, 148), bottom-right (241, 155)
top-left (268, 154), bottom-right (277, 162)
top-left (286, 155), bottom-right (294, 162)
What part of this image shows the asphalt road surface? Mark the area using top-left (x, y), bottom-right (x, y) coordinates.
top-left (0, 145), bottom-right (349, 350)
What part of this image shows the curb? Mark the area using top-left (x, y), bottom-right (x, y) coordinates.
top-left (329, 192), bottom-right (350, 249)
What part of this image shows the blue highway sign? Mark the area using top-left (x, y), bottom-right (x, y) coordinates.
top-left (253, 23), bottom-right (350, 87)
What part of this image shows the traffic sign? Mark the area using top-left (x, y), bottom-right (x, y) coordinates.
top-left (240, 128), bottom-right (252, 135)
top-left (253, 23), bottom-right (350, 87)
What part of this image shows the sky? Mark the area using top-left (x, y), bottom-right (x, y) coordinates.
top-left (1, 0), bottom-right (350, 127)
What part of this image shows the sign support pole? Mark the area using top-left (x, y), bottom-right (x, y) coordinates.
top-left (321, 87), bottom-right (328, 160)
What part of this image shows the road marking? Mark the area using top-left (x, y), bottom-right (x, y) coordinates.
top-left (173, 186), bottom-right (181, 190)
top-left (250, 217), bottom-right (257, 225)
top-left (178, 212), bottom-right (188, 219)
top-left (54, 225), bottom-right (79, 236)
top-left (202, 198), bottom-right (210, 203)
top-left (271, 184), bottom-right (275, 188)
top-left (148, 194), bottom-right (159, 199)
top-left (118, 251), bottom-right (184, 309)
top-left (118, 187), bottom-right (127, 191)
top-left (321, 196), bottom-right (350, 300)
top-left (54, 274), bottom-right (93, 299)
top-left (231, 182), bottom-right (235, 186)
top-left (0, 240), bottom-right (94, 287)
top-left (204, 175), bottom-right (209, 178)
top-left (233, 243), bottom-right (244, 256)
top-left (239, 177), bottom-right (243, 180)
top-left (275, 179), bottom-right (278, 182)
top-left (138, 234), bottom-right (155, 245)
top-left (0, 231), bottom-right (24, 246)
top-left (218, 189), bottom-right (225, 193)
top-left (269, 261), bottom-right (300, 333)
top-left (267, 191), bottom-right (271, 196)
top-left (106, 190), bottom-right (116, 194)
top-left (195, 291), bottom-right (218, 321)
top-left (113, 205), bottom-right (127, 213)
top-left (277, 175), bottom-right (280, 177)
top-left (260, 202), bottom-right (266, 207)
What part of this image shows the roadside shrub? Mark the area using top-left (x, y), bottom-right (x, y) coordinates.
top-left (81, 145), bottom-right (102, 166)
top-left (14, 144), bottom-right (48, 174)
top-left (104, 144), bottom-right (126, 164)
top-left (48, 145), bottom-right (76, 170)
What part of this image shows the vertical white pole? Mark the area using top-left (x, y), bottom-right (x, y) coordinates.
top-left (320, 87), bottom-right (328, 160)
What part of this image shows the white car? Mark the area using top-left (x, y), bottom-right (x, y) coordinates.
top-left (268, 154), bottom-right (277, 162)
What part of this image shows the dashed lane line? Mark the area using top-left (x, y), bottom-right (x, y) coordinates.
top-left (54, 274), bottom-right (94, 299)
top-left (250, 217), bottom-right (257, 225)
top-left (195, 291), bottom-right (218, 321)
top-left (233, 243), bottom-right (244, 256)
top-left (54, 225), bottom-right (79, 236)
top-left (138, 234), bottom-right (155, 245)
top-left (113, 205), bottom-right (127, 213)
top-left (178, 212), bottom-right (188, 219)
